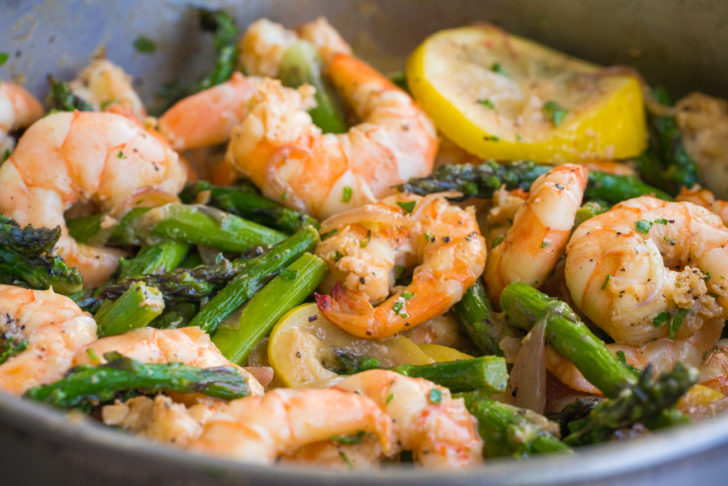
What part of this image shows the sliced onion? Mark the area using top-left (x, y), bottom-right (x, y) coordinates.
top-left (320, 204), bottom-right (411, 233)
top-left (506, 318), bottom-right (547, 413)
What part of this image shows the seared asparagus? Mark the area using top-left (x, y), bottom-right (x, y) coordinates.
top-left (25, 351), bottom-right (250, 409)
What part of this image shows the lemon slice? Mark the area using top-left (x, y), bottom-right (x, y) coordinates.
top-left (268, 303), bottom-right (433, 388)
top-left (406, 25), bottom-right (647, 162)
top-left (418, 343), bottom-right (474, 362)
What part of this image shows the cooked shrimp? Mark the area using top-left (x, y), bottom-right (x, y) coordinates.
top-left (282, 437), bottom-right (384, 469)
top-left (0, 285), bottom-right (97, 395)
top-left (238, 18), bottom-right (300, 77)
top-left (675, 92), bottom-right (728, 199)
top-left (69, 59), bottom-right (146, 119)
top-left (315, 193), bottom-right (486, 339)
top-left (228, 20), bottom-right (437, 219)
top-left (74, 327), bottom-right (264, 396)
top-left (565, 196), bottom-right (728, 346)
top-left (0, 111), bottom-right (186, 287)
top-left (102, 394), bottom-right (226, 447)
top-left (187, 387), bottom-right (396, 464)
top-left (157, 73), bottom-right (260, 151)
top-left (484, 164), bottom-right (588, 301)
top-left (547, 317), bottom-right (723, 394)
top-left (336, 369), bottom-right (483, 468)
top-left (677, 185), bottom-right (728, 226)
top-left (0, 81), bottom-right (44, 156)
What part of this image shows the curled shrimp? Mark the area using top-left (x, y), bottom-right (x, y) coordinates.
top-left (336, 369), bottom-right (483, 468)
top-left (484, 164), bottom-right (588, 301)
top-left (565, 196), bottom-right (728, 346)
top-left (315, 193), bottom-right (486, 339)
top-left (677, 185), bottom-right (728, 226)
top-left (157, 73), bottom-right (260, 151)
top-left (227, 18), bottom-right (437, 219)
top-left (0, 81), bottom-right (44, 155)
top-left (75, 327), bottom-right (264, 396)
top-left (187, 387), bottom-right (396, 464)
top-left (0, 285), bottom-right (97, 395)
top-left (102, 394), bottom-right (226, 447)
top-left (69, 59), bottom-right (146, 119)
top-left (547, 318), bottom-right (723, 394)
top-left (0, 111), bottom-right (186, 287)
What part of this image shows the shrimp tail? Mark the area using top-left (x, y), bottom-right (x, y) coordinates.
top-left (315, 283), bottom-right (380, 338)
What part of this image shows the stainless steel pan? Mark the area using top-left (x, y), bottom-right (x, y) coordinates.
top-left (2, 1), bottom-right (727, 484)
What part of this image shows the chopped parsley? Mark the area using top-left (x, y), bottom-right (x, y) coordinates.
top-left (654, 218), bottom-right (669, 225)
top-left (401, 291), bottom-right (415, 300)
top-left (615, 350), bottom-right (639, 374)
top-left (483, 135), bottom-right (501, 142)
top-left (490, 62), bottom-right (507, 76)
top-left (339, 451), bottom-right (354, 469)
top-left (359, 238), bottom-right (369, 248)
top-left (133, 36), bottom-right (156, 53)
top-left (333, 250), bottom-right (343, 261)
top-left (670, 308), bottom-right (693, 339)
top-left (515, 133), bottom-right (523, 141)
top-left (117, 151), bottom-right (126, 159)
top-left (385, 393), bottom-right (395, 405)
top-left (428, 388), bottom-right (442, 404)
top-left (396, 200), bottom-right (417, 214)
top-left (330, 430), bottom-right (366, 445)
top-left (479, 98), bottom-right (495, 109)
top-left (540, 240), bottom-right (551, 248)
top-left (652, 312), bottom-right (670, 328)
top-left (542, 100), bottom-right (568, 127)
top-left (392, 301), bottom-right (404, 315)
top-left (86, 348), bottom-right (101, 364)
top-left (491, 236), bottom-right (504, 248)
top-left (704, 271), bottom-right (712, 282)
top-left (342, 185), bottom-right (353, 203)
top-left (635, 220), bottom-right (653, 234)
top-left (601, 274), bottom-right (611, 290)
top-left (0, 52), bottom-right (8, 67)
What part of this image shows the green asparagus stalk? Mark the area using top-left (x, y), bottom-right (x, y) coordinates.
top-left (462, 397), bottom-right (572, 458)
top-left (279, 41), bottom-right (348, 134)
top-left (46, 75), bottom-right (93, 112)
top-left (197, 9), bottom-right (239, 91)
top-left (563, 363), bottom-right (697, 446)
top-left (330, 350), bottom-right (508, 394)
top-left (398, 160), bottom-right (671, 203)
top-left (499, 282), bottom-right (637, 398)
top-left (94, 282), bottom-right (164, 337)
top-left (68, 204), bottom-right (286, 252)
top-left (117, 241), bottom-right (189, 280)
top-left (633, 87), bottom-right (699, 196)
top-left (452, 282), bottom-right (505, 355)
top-left (150, 302), bottom-right (199, 329)
top-left (0, 215), bottom-right (82, 294)
top-left (0, 337), bottom-right (28, 365)
top-left (101, 226), bottom-right (319, 304)
top-left (25, 351), bottom-right (250, 409)
top-left (189, 228), bottom-right (320, 333)
top-left (212, 253), bottom-right (328, 364)
top-left (574, 200), bottom-right (609, 228)
top-left (179, 181), bottom-right (319, 233)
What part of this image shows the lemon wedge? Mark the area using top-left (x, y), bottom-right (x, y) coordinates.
top-left (268, 303), bottom-right (433, 388)
top-left (418, 343), bottom-right (474, 362)
top-left (406, 25), bottom-right (647, 162)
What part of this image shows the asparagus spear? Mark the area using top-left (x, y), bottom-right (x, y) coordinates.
top-left (563, 363), bottom-right (697, 446)
top-left (633, 87), bottom-right (699, 196)
top-left (574, 200), bottom-right (609, 228)
top-left (46, 75), bottom-right (93, 112)
top-left (212, 253), bottom-right (328, 364)
top-left (189, 228), bottom-right (320, 333)
top-left (452, 281), bottom-right (505, 355)
top-left (94, 282), bottom-right (164, 337)
top-left (25, 351), bottom-right (250, 409)
top-left (0, 337), bottom-right (28, 365)
top-left (500, 282), bottom-right (637, 398)
top-left (117, 241), bottom-right (189, 280)
top-left (0, 215), bottom-right (82, 294)
top-left (179, 181), bottom-right (319, 233)
top-left (100, 226), bottom-right (319, 304)
top-left (197, 9), bottom-right (239, 91)
top-left (463, 397), bottom-right (572, 458)
top-left (67, 204), bottom-right (286, 252)
top-left (279, 41), bottom-right (348, 134)
top-left (500, 282), bottom-right (698, 441)
top-left (150, 302), bottom-right (199, 329)
top-left (398, 160), bottom-right (671, 203)
top-left (329, 351), bottom-right (508, 394)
